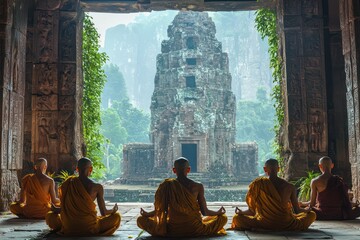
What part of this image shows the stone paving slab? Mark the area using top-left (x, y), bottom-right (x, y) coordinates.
top-left (1, 202), bottom-right (360, 239)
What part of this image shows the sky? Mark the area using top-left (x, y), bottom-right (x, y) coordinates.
top-left (89, 12), bottom-right (145, 47)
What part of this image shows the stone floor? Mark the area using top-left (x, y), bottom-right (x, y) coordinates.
top-left (1, 202), bottom-right (360, 239)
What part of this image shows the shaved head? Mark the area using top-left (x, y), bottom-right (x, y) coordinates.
top-left (264, 158), bottom-right (279, 176)
top-left (173, 157), bottom-right (191, 177)
top-left (34, 158), bottom-right (47, 168)
top-left (174, 157), bottom-right (189, 171)
top-left (265, 159), bottom-right (279, 169)
top-left (77, 157), bottom-right (92, 170)
top-left (318, 156), bottom-right (333, 173)
top-left (319, 156), bottom-right (332, 167)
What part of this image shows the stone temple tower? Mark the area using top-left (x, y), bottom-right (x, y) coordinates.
top-left (122, 11), bottom-right (258, 183)
top-left (150, 11), bottom-right (236, 173)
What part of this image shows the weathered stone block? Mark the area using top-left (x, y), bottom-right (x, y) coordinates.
top-left (288, 96), bottom-right (305, 122)
top-left (36, 0), bottom-right (61, 11)
top-left (283, 0), bottom-right (301, 15)
top-left (0, 169), bottom-right (20, 211)
top-left (32, 63), bottom-right (58, 95)
top-left (301, 0), bottom-right (320, 16)
top-left (303, 31), bottom-right (321, 56)
top-left (284, 31), bottom-right (299, 57)
top-left (0, 89), bottom-right (9, 169)
top-left (33, 111), bottom-right (59, 155)
top-left (34, 10), bottom-right (59, 63)
top-left (60, 12), bottom-right (77, 62)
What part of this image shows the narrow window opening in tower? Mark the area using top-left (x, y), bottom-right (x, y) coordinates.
top-left (186, 58), bottom-right (197, 65)
top-left (186, 37), bottom-right (196, 49)
top-left (186, 76), bottom-right (196, 88)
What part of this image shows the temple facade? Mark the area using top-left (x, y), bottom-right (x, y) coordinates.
top-left (122, 11), bottom-right (258, 182)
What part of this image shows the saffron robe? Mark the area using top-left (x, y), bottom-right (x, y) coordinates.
top-left (46, 176), bottom-right (120, 236)
top-left (10, 174), bottom-right (51, 219)
top-left (231, 177), bottom-right (316, 231)
top-left (137, 178), bottom-right (227, 237)
top-left (312, 175), bottom-right (360, 220)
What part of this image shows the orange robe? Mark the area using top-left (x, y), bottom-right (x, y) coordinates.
top-left (46, 176), bottom-right (120, 236)
top-left (231, 177), bottom-right (316, 231)
top-left (10, 174), bottom-right (51, 219)
top-left (137, 178), bottom-right (227, 237)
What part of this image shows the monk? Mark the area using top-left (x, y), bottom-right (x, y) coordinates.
top-left (137, 157), bottom-right (227, 237)
top-left (10, 158), bottom-right (60, 219)
top-left (46, 157), bottom-right (121, 236)
top-left (231, 159), bottom-right (316, 231)
top-left (304, 156), bottom-right (360, 220)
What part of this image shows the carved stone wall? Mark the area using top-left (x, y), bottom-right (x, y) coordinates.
top-left (0, 0), bottom-right (29, 211)
top-left (278, 0), bottom-right (328, 180)
top-left (339, 0), bottom-right (360, 199)
top-left (24, 0), bottom-right (83, 176)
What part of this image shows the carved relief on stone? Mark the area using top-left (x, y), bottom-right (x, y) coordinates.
top-left (9, 94), bottom-right (24, 169)
top-left (33, 94), bottom-right (58, 110)
top-left (35, 112), bottom-right (58, 154)
top-left (35, 10), bottom-right (58, 63)
top-left (286, 58), bottom-right (301, 95)
top-left (308, 109), bottom-right (325, 152)
top-left (58, 112), bottom-right (72, 153)
top-left (60, 64), bottom-right (76, 95)
top-left (60, 13), bottom-right (77, 62)
top-left (303, 31), bottom-right (321, 56)
top-left (284, 32), bottom-right (298, 57)
top-left (0, 89), bottom-right (9, 169)
top-left (59, 96), bottom-right (75, 111)
top-left (33, 64), bottom-right (58, 95)
top-left (289, 124), bottom-right (307, 152)
top-left (288, 97), bottom-right (304, 121)
top-left (0, 0), bottom-right (12, 24)
top-left (36, 0), bottom-right (61, 11)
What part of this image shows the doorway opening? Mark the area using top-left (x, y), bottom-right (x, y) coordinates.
top-left (181, 143), bottom-right (198, 172)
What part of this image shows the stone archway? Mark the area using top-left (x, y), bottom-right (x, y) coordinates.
top-left (0, 0), bottom-right (359, 211)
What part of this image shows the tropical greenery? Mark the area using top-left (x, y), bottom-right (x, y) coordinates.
top-left (82, 14), bottom-right (108, 179)
top-left (236, 88), bottom-right (276, 172)
top-left (255, 8), bottom-right (284, 170)
top-left (100, 64), bottom-right (151, 180)
top-left (295, 171), bottom-right (321, 201)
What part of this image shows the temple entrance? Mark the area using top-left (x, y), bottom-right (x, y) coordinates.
top-left (181, 143), bottom-right (198, 172)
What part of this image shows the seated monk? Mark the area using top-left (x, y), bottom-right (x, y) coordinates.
top-left (10, 158), bottom-right (60, 219)
top-left (137, 157), bottom-right (227, 237)
top-left (303, 156), bottom-right (360, 220)
top-left (46, 157), bottom-right (121, 236)
top-left (231, 159), bottom-right (316, 231)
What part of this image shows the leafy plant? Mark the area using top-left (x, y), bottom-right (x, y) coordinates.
top-left (255, 8), bottom-right (285, 172)
top-left (295, 171), bottom-right (321, 201)
top-left (55, 170), bottom-right (73, 187)
top-left (82, 14), bottom-right (108, 179)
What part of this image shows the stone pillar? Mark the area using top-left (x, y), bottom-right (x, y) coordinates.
top-left (325, 0), bottom-right (350, 184)
top-left (279, 0), bottom-right (328, 180)
top-left (0, 0), bottom-right (29, 211)
top-left (339, 0), bottom-right (360, 199)
top-left (28, 0), bottom-right (82, 174)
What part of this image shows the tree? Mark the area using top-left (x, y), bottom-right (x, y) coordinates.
top-left (236, 88), bottom-right (276, 171)
top-left (82, 14), bottom-right (108, 178)
top-left (102, 64), bottom-right (128, 108)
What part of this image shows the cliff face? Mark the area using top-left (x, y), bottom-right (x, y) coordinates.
top-left (104, 11), bottom-right (271, 112)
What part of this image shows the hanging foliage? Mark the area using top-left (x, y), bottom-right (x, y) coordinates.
top-left (82, 14), bottom-right (108, 179)
top-left (255, 8), bottom-right (285, 169)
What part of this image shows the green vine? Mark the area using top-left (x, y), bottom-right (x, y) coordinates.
top-left (255, 8), bottom-right (285, 169)
top-left (82, 14), bottom-right (108, 179)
